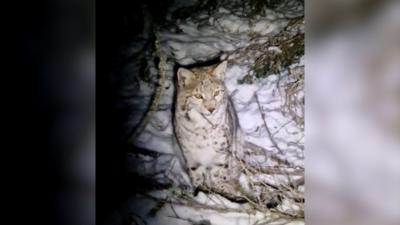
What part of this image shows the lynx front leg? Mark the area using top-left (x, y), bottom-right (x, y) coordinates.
top-left (208, 165), bottom-right (244, 201)
top-left (187, 163), bottom-right (206, 188)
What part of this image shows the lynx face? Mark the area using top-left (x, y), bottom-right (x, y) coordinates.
top-left (177, 61), bottom-right (227, 115)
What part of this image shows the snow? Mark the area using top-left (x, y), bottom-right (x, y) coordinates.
top-left (160, 0), bottom-right (300, 66)
top-left (115, 0), bottom-right (304, 224)
top-left (123, 191), bottom-right (303, 225)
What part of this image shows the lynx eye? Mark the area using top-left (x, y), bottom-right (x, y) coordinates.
top-left (214, 90), bottom-right (220, 96)
top-left (194, 94), bottom-right (203, 99)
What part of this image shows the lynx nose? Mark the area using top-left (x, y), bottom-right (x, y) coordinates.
top-left (207, 107), bottom-right (215, 113)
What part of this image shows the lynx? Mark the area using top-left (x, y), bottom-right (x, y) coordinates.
top-left (174, 61), bottom-right (244, 200)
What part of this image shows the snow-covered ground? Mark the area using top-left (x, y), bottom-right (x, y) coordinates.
top-left (113, 0), bottom-right (304, 224)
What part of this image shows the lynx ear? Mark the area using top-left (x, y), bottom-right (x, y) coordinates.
top-left (177, 67), bottom-right (195, 87)
top-left (212, 61), bottom-right (227, 80)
